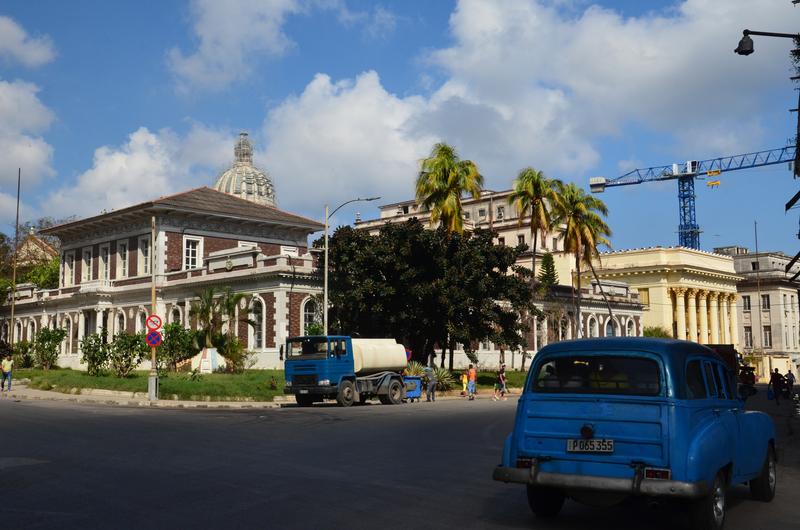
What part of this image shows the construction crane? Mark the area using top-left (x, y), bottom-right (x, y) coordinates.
top-left (589, 146), bottom-right (796, 250)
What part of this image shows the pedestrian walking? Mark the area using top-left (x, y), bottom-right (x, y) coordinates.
top-left (467, 364), bottom-right (477, 400)
top-left (1, 354), bottom-right (13, 393)
top-left (784, 370), bottom-right (795, 398)
top-left (493, 365), bottom-right (508, 401)
top-left (768, 368), bottom-right (785, 406)
top-left (424, 366), bottom-right (437, 402)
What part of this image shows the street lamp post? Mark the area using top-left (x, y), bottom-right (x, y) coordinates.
top-left (323, 197), bottom-right (380, 335)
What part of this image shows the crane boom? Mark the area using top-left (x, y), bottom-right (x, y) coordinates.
top-left (589, 145), bottom-right (796, 250)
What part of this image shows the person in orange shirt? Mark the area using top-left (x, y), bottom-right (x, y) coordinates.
top-left (467, 364), bottom-right (477, 400)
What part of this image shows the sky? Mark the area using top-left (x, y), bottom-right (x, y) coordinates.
top-left (0, 0), bottom-right (799, 255)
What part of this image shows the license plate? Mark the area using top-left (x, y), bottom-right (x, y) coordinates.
top-left (298, 389), bottom-right (309, 394)
top-left (566, 439), bottom-right (614, 453)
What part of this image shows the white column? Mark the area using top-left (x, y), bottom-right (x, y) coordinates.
top-left (77, 311), bottom-right (85, 350)
top-left (709, 293), bottom-right (720, 344)
top-left (729, 295), bottom-right (739, 348)
top-left (674, 288), bottom-right (687, 340)
top-left (274, 291), bottom-right (288, 350)
top-left (698, 291), bottom-right (709, 344)
top-left (687, 289), bottom-right (698, 343)
top-left (721, 296), bottom-right (731, 344)
top-left (95, 308), bottom-right (104, 336)
top-left (541, 316), bottom-right (549, 347)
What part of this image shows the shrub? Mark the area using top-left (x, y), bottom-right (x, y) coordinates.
top-left (33, 327), bottom-right (67, 370)
top-left (81, 331), bottom-right (110, 376)
top-left (404, 360), bottom-right (425, 376)
top-left (643, 326), bottom-right (672, 339)
top-left (433, 366), bottom-right (455, 391)
top-left (159, 323), bottom-right (200, 372)
top-left (212, 334), bottom-right (250, 373)
top-left (109, 332), bottom-right (149, 378)
top-left (12, 340), bottom-right (34, 368)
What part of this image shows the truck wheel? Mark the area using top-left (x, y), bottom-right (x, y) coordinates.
top-left (336, 381), bottom-right (355, 407)
top-left (295, 394), bottom-right (315, 407)
top-left (526, 486), bottom-right (564, 518)
top-left (750, 445), bottom-right (776, 502)
top-left (689, 472), bottom-right (726, 530)
top-left (387, 379), bottom-right (403, 405)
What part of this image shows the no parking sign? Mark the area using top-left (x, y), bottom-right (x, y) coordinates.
top-left (146, 330), bottom-right (163, 347)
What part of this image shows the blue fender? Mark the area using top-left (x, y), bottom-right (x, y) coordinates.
top-left (685, 420), bottom-right (734, 484)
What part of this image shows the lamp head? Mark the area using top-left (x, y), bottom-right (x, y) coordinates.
top-left (734, 34), bottom-right (754, 55)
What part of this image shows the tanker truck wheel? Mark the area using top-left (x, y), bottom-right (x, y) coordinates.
top-left (336, 381), bottom-right (355, 407)
top-left (385, 379), bottom-right (403, 405)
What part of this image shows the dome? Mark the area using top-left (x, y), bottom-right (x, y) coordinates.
top-left (213, 132), bottom-right (276, 206)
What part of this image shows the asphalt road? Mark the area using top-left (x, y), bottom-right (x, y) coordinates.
top-left (0, 393), bottom-right (797, 530)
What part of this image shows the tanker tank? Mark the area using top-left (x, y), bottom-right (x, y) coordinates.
top-left (351, 339), bottom-right (407, 375)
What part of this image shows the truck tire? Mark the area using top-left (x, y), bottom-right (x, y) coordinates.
top-left (336, 380), bottom-right (355, 407)
top-left (296, 394), bottom-right (315, 407)
top-left (387, 379), bottom-right (403, 405)
top-left (689, 472), bottom-right (726, 530)
top-left (750, 445), bottom-right (776, 502)
top-left (526, 486), bottom-right (564, 518)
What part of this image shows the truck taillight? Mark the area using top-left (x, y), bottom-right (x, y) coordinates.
top-left (516, 457), bottom-right (532, 468)
top-left (644, 468), bottom-right (671, 480)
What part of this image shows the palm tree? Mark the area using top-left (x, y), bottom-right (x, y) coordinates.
top-left (507, 167), bottom-right (561, 288)
top-left (552, 182), bottom-right (610, 338)
top-left (581, 215), bottom-right (614, 328)
top-left (189, 287), bottom-right (217, 348)
top-left (415, 142), bottom-right (483, 233)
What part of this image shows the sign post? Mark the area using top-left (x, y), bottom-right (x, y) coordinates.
top-left (148, 215), bottom-right (159, 401)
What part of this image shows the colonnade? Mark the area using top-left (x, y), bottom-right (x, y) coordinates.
top-left (670, 288), bottom-right (738, 345)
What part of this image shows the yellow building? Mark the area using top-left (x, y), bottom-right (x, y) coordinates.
top-left (589, 247), bottom-right (740, 347)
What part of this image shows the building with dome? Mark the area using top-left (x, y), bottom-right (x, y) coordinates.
top-left (0, 133), bottom-right (323, 372)
top-left (213, 132), bottom-right (276, 206)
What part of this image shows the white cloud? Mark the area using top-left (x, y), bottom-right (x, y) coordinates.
top-left (0, 79), bottom-right (55, 186)
top-left (260, 71), bottom-right (435, 213)
top-left (0, 16), bottom-right (56, 68)
top-left (43, 125), bottom-right (235, 218)
top-left (423, 0), bottom-right (794, 180)
top-left (168, 0), bottom-right (302, 92)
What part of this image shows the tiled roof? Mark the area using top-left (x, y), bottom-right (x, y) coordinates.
top-left (42, 187), bottom-right (323, 235)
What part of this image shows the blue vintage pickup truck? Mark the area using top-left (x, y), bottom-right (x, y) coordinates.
top-left (493, 338), bottom-right (776, 530)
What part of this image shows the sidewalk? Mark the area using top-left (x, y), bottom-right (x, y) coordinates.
top-left (1, 384), bottom-right (520, 409)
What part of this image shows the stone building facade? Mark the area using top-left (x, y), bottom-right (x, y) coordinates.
top-left (591, 247), bottom-right (740, 348)
top-left (715, 246), bottom-right (800, 379)
top-left (0, 187), bottom-right (323, 369)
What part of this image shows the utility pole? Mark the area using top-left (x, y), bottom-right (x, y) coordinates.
top-left (148, 215), bottom-right (158, 401)
top-left (9, 169), bottom-right (20, 348)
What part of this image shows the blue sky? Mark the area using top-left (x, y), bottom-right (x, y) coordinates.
top-left (0, 0), bottom-right (798, 255)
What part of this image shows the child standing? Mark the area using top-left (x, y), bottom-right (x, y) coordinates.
top-left (460, 370), bottom-right (468, 397)
top-left (467, 364), bottom-right (477, 400)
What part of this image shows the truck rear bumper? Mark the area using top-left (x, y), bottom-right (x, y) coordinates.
top-left (492, 465), bottom-right (707, 499)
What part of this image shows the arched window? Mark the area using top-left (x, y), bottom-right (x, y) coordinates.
top-left (171, 308), bottom-right (181, 325)
top-left (303, 299), bottom-right (318, 333)
top-left (587, 318), bottom-right (597, 338)
top-left (27, 321), bottom-right (35, 341)
top-left (605, 320), bottom-right (617, 337)
top-left (627, 320), bottom-right (635, 337)
top-left (64, 319), bottom-right (72, 353)
top-left (117, 313), bottom-right (125, 335)
top-left (15, 322), bottom-right (22, 342)
top-left (252, 299), bottom-right (263, 349)
top-left (1, 322), bottom-right (8, 342)
top-left (138, 312), bottom-right (146, 333)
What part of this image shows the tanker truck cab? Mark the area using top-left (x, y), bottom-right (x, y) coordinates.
top-left (284, 335), bottom-right (407, 407)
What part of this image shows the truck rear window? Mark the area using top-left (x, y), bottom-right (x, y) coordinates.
top-left (531, 355), bottom-right (661, 396)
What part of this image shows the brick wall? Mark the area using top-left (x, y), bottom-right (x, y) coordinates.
top-left (166, 231), bottom-right (182, 272)
top-left (288, 292), bottom-right (307, 337)
top-left (204, 236), bottom-right (240, 256)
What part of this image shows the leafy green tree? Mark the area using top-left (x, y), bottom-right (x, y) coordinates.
top-left (159, 323), bottom-right (199, 372)
top-left (12, 339), bottom-right (34, 368)
top-left (34, 327), bottom-right (67, 370)
top-left (109, 332), bottom-right (148, 377)
top-left (551, 182), bottom-right (610, 338)
top-left (643, 326), bottom-right (672, 338)
top-left (25, 257), bottom-right (60, 290)
top-left (508, 167), bottom-right (561, 284)
top-left (189, 287), bottom-right (218, 349)
top-left (81, 331), bottom-right (110, 376)
top-left (537, 253), bottom-right (558, 291)
top-left (415, 143), bottom-right (483, 233)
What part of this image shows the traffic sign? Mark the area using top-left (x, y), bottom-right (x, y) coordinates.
top-left (146, 330), bottom-right (163, 347)
top-left (146, 314), bottom-right (163, 331)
